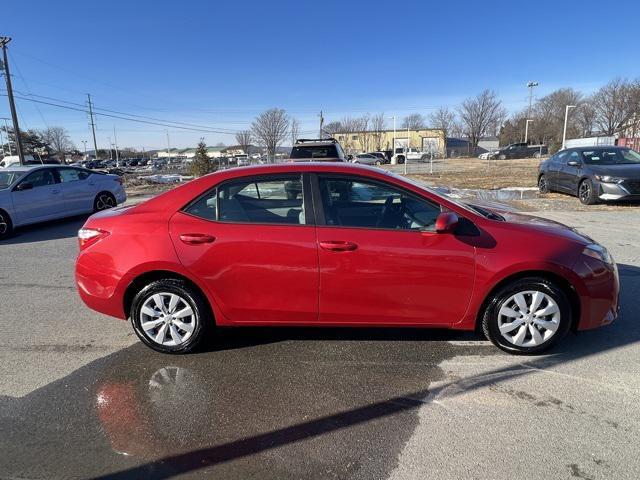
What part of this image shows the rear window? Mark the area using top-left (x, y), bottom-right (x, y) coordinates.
top-left (291, 145), bottom-right (339, 159)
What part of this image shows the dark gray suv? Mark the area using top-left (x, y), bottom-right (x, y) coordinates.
top-left (538, 146), bottom-right (640, 204)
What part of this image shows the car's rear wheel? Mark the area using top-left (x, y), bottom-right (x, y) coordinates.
top-left (578, 179), bottom-right (597, 205)
top-left (481, 277), bottom-right (571, 354)
top-left (0, 209), bottom-right (13, 240)
top-left (130, 279), bottom-right (212, 354)
top-left (538, 174), bottom-right (550, 194)
top-left (94, 192), bottom-right (116, 212)
top-left (533, 151), bottom-right (542, 159)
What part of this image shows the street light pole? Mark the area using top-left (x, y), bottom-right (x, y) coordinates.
top-left (562, 105), bottom-right (576, 150)
top-left (524, 119), bottom-right (534, 144)
top-left (388, 116), bottom-right (396, 165)
top-left (113, 125), bottom-right (120, 167)
top-left (1, 37), bottom-right (25, 164)
top-left (81, 140), bottom-right (87, 160)
top-left (525, 81), bottom-right (538, 143)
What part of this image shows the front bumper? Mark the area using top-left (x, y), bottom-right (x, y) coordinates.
top-left (597, 180), bottom-right (640, 201)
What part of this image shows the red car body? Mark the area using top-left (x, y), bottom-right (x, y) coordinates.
top-left (76, 163), bottom-right (619, 337)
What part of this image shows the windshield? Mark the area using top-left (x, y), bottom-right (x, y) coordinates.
top-left (582, 148), bottom-right (640, 165)
top-left (290, 145), bottom-right (339, 159)
top-left (0, 171), bottom-right (20, 189)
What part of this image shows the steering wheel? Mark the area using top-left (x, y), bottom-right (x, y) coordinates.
top-left (376, 196), bottom-right (395, 228)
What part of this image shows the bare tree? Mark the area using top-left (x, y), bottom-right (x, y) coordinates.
top-left (401, 113), bottom-right (426, 130)
top-left (428, 107), bottom-right (455, 138)
top-left (530, 88), bottom-right (582, 151)
top-left (235, 130), bottom-right (253, 156)
top-left (370, 113), bottom-right (387, 151)
top-left (322, 121), bottom-right (342, 138)
top-left (592, 78), bottom-right (635, 135)
top-left (41, 126), bottom-right (74, 162)
top-left (575, 102), bottom-right (597, 138)
top-left (458, 90), bottom-right (507, 152)
top-left (251, 108), bottom-right (289, 161)
top-left (290, 117), bottom-right (300, 145)
top-left (354, 114), bottom-right (371, 152)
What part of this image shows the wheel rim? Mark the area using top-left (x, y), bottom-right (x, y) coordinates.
top-left (140, 292), bottom-right (196, 346)
top-left (497, 290), bottom-right (560, 347)
top-left (0, 213), bottom-right (7, 235)
top-left (539, 176), bottom-right (547, 192)
top-left (96, 194), bottom-right (115, 210)
top-left (579, 182), bottom-right (591, 202)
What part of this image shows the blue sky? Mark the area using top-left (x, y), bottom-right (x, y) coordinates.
top-left (3, 0), bottom-right (640, 150)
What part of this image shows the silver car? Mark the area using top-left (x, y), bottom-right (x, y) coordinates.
top-left (352, 153), bottom-right (383, 165)
top-left (0, 165), bottom-right (126, 239)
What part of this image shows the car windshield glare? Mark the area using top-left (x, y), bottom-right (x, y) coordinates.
top-left (582, 148), bottom-right (640, 165)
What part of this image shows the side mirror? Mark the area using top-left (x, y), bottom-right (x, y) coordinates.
top-left (567, 160), bottom-right (580, 167)
top-left (15, 182), bottom-right (33, 191)
top-left (435, 212), bottom-right (459, 234)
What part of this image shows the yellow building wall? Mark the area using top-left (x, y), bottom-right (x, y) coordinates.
top-left (334, 128), bottom-right (446, 155)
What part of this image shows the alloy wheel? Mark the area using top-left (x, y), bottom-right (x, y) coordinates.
top-left (579, 182), bottom-right (591, 203)
top-left (96, 194), bottom-right (115, 211)
top-left (497, 290), bottom-right (560, 347)
top-left (0, 212), bottom-right (7, 235)
top-left (139, 292), bottom-right (196, 346)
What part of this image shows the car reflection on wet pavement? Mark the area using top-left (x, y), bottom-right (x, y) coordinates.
top-left (0, 328), bottom-right (490, 480)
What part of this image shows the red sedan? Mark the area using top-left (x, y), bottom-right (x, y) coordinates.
top-left (75, 163), bottom-right (619, 354)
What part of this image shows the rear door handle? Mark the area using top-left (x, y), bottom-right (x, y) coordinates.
top-left (319, 240), bottom-right (358, 252)
top-left (179, 233), bottom-right (216, 245)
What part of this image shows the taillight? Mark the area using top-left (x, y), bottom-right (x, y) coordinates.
top-left (78, 228), bottom-right (110, 249)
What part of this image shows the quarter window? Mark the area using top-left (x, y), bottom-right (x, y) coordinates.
top-left (318, 176), bottom-right (441, 230)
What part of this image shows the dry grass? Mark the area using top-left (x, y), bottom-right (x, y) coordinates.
top-left (408, 157), bottom-right (540, 189)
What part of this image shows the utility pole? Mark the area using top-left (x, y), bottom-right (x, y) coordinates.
top-left (1, 37), bottom-right (25, 164)
top-left (87, 94), bottom-right (99, 160)
top-left (112, 125), bottom-right (120, 166)
top-left (107, 137), bottom-right (113, 161)
top-left (562, 105), bottom-right (576, 150)
top-left (319, 110), bottom-right (324, 139)
top-left (166, 130), bottom-right (171, 162)
top-left (525, 81), bottom-right (538, 144)
top-left (1, 118), bottom-right (11, 154)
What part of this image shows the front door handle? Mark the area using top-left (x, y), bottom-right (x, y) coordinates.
top-left (179, 233), bottom-right (216, 245)
top-left (319, 240), bottom-right (358, 252)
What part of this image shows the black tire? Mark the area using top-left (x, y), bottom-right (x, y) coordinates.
top-left (94, 192), bottom-right (116, 212)
top-left (578, 179), bottom-right (597, 205)
top-left (498, 154), bottom-right (507, 160)
top-left (375, 160), bottom-right (381, 166)
top-left (538, 174), bottom-right (550, 194)
top-left (0, 209), bottom-right (13, 240)
top-left (533, 151), bottom-right (542, 159)
top-left (397, 156), bottom-right (405, 164)
top-left (130, 278), bottom-right (213, 354)
top-left (481, 277), bottom-right (571, 355)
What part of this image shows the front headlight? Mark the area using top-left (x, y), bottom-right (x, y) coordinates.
top-left (594, 175), bottom-right (624, 184)
top-left (583, 244), bottom-right (613, 265)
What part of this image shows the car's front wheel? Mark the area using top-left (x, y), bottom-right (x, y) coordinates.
top-left (578, 179), bottom-right (597, 205)
top-left (481, 277), bottom-right (571, 354)
top-left (130, 278), bottom-right (213, 354)
top-left (0, 209), bottom-right (13, 240)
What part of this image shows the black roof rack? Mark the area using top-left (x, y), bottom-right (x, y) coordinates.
top-left (295, 138), bottom-right (338, 144)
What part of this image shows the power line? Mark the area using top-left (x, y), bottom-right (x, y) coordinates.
top-left (0, 92), bottom-right (245, 135)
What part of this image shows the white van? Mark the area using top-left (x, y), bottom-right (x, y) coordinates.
top-left (0, 155), bottom-right (35, 168)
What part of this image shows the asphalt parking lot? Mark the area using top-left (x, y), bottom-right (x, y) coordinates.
top-left (1, 206), bottom-right (639, 480)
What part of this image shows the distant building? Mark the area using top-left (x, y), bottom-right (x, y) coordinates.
top-left (446, 136), bottom-right (499, 157)
top-left (333, 128), bottom-right (446, 155)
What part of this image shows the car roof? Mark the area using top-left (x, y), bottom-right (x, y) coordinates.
top-left (1, 165), bottom-right (42, 172)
